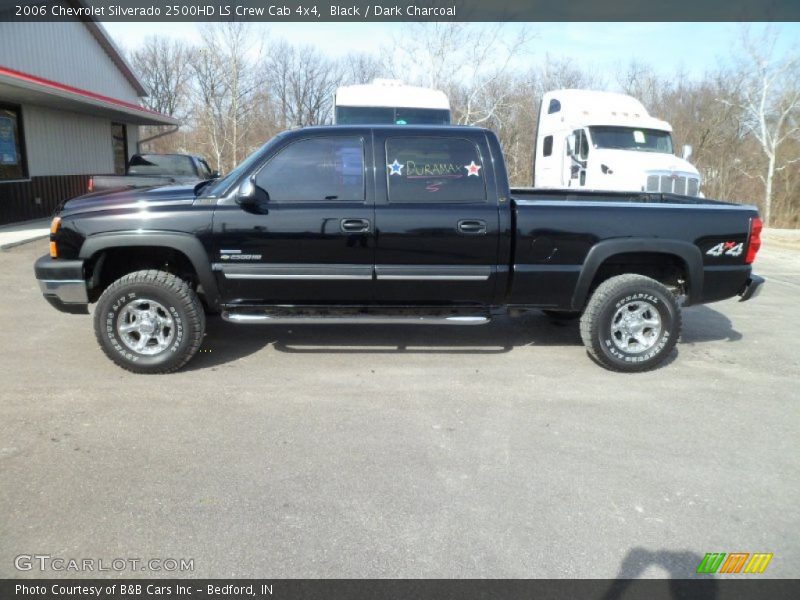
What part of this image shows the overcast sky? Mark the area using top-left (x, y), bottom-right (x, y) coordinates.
top-left (103, 21), bottom-right (799, 83)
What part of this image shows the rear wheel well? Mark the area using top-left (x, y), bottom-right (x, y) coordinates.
top-left (588, 252), bottom-right (688, 302)
top-left (87, 246), bottom-right (200, 304)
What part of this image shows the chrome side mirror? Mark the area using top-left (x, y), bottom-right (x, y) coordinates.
top-left (681, 145), bottom-right (693, 161)
top-left (235, 179), bottom-right (256, 205)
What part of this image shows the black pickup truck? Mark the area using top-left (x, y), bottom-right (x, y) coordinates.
top-left (88, 153), bottom-right (218, 193)
top-left (34, 125), bottom-right (764, 374)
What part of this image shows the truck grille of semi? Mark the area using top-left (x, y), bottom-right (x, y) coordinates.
top-left (646, 174), bottom-right (699, 196)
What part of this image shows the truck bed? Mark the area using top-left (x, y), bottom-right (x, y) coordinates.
top-left (507, 188), bottom-right (759, 309)
top-left (510, 187), bottom-right (733, 206)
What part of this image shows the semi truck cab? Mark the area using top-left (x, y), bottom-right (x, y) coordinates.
top-left (534, 89), bottom-right (701, 196)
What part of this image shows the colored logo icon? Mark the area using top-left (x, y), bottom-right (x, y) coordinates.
top-left (696, 552), bottom-right (773, 574)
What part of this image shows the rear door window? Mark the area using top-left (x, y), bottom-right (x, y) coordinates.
top-left (385, 137), bottom-right (486, 203)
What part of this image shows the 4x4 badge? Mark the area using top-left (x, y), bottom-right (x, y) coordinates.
top-left (707, 241), bottom-right (743, 257)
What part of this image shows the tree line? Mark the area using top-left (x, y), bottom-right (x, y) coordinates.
top-left (131, 23), bottom-right (800, 228)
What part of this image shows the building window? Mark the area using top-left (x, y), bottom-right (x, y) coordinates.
top-left (111, 123), bottom-right (128, 175)
top-left (0, 104), bottom-right (27, 181)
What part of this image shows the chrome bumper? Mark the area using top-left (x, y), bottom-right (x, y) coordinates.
top-left (34, 255), bottom-right (89, 314)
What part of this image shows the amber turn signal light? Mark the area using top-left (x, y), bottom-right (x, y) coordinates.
top-left (49, 217), bottom-right (61, 257)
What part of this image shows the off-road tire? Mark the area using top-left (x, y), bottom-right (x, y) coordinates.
top-left (580, 274), bottom-right (681, 373)
top-left (94, 270), bottom-right (205, 374)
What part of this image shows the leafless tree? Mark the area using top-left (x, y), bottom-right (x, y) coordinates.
top-left (126, 24), bottom-right (799, 226)
top-left (189, 23), bottom-right (264, 171)
top-left (724, 27), bottom-right (800, 225)
top-left (389, 23), bottom-right (535, 126)
top-left (130, 36), bottom-right (193, 152)
top-left (263, 40), bottom-right (341, 127)
top-left (339, 52), bottom-right (384, 85)
top-left (131, 36), bottom-right (194, 118)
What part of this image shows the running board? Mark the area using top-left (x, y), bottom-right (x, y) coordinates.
top-left (221, 312), bottom-right (491, 325)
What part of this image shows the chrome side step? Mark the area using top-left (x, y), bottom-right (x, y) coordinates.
top-left (221, 312), bottom-right (491, 325)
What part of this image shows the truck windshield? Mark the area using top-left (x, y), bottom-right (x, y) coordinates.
top-left (336, 106), bottom-right (450, 125)
top-left (589, 126), bottom-right (673, 154)
top-left (128, 154), bottom-right (196, 176)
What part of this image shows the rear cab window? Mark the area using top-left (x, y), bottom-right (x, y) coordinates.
top-left (385, 136), bottom-right (486, 203)
top-left (128, 154), bottom-right (196, 177)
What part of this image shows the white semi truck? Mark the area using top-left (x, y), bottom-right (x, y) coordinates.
top-left (533, 89), bottom-right (701, 196)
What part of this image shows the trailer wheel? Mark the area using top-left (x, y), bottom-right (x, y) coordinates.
top-left (580, 274), bottom-right (681, 372)
top-left (94, 270), bottom-right (205, 374)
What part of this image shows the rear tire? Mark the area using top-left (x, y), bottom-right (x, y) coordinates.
top-left (94, 270), bottom-right (205, 374)
top-left (580, 274), bottom-right (681, 372)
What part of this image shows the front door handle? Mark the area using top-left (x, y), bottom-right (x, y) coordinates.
top-left (341, 218), bottom-right (370, 233)
top-left (457, 219), bottom-right (487, 235)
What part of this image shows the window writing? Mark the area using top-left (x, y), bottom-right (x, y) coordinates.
top-left (386, 137), bottom-right (486, 203)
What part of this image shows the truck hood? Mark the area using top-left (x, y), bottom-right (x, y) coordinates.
top-left (61, 184), bottom-right (197, 217)
top-left (592, 149), bottom-right (700, 177)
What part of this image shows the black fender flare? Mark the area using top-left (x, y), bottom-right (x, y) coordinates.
top-left (79, 231), bottom-right (221, 310)
top-left (570, 238), bottom-right (704, 310)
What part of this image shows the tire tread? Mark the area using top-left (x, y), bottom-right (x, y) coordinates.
top-left (93, 270), bottom-right (205, 374)
top-left (579, 274), bottom-right (682, 373)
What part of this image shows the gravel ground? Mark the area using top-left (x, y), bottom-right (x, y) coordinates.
top-left (0, 240), bottom-right (797, 579)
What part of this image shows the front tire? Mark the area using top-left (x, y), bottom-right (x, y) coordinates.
top-left (580, 274), bottom-right (681, 372)
top-left (94, 270), bottom-right (205, 374)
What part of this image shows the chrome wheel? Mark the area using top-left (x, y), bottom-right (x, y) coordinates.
top-left (610, 300), bottom-right (662, 354)
top-left (116, 298), bottom-right (175, 355)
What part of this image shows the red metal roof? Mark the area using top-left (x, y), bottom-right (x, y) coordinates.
top-left (0, 65), bottom-right (177, 123)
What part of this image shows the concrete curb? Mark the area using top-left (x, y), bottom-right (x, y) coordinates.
top-left (1, 234), bottom-right (50, 251)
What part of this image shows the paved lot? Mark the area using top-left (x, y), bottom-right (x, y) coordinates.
top-left (1, 240), bottom-right (798, 579)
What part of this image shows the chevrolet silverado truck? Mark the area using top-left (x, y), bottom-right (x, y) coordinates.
top-left (34, 125), bottom-right (764, 374)
top-left (89, 153), bottom-right (218, 193)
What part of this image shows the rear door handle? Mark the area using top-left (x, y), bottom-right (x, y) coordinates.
top-left (341, 218), bottom-right (370, 233)
top-left (457, 219), bottom-right (487, 235)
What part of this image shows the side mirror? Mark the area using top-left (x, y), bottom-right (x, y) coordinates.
top-left (210, 170), bottom-right (220, 179)
top-left (681, 145), bottom-right (693, 161)
top-left (566, 134), bottom-right (576, 156)
top-left (235, 179), bottom-right (268, 213)
top-left (235, 178), bottom-right (258, 206)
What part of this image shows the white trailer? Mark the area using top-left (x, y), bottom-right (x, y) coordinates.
top-left (333, 79), bottom-right (451, 125)
top-left (533, 89), bottom-right (701, 196)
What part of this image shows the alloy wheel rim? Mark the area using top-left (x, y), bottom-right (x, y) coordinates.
top-left (116, 298), bottom-right (175, 355)
top-left (610, 300), bottom-right (662, 354)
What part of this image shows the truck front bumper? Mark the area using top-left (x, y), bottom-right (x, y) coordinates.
top-left (34, 255), bottom-right (89, 314)
top-left (738, 274), bottom-right (764, 302)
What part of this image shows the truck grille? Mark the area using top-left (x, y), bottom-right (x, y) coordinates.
top-left (646, 174), bottom-right (699, 196)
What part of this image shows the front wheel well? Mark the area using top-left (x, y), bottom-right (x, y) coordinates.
top-left (86, 246), bottom-right (199, 304)
top-left (587, 252), bottom-right (689, 302)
